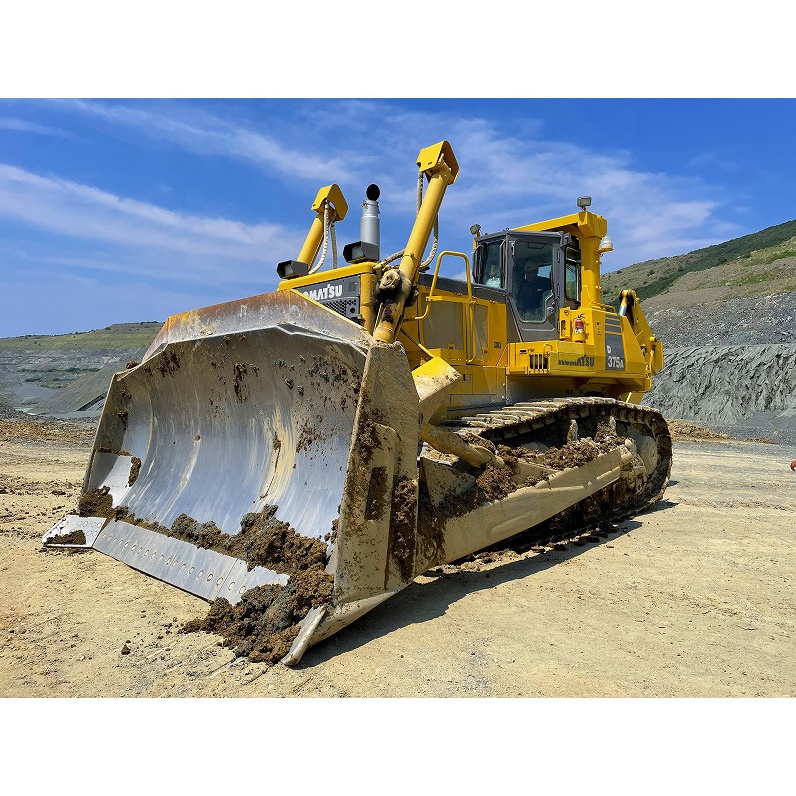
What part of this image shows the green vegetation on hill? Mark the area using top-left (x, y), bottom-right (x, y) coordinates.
top-left (0, 322), bottom-right (162, 351)
top-left (603, 218), bottom-right (796, 304)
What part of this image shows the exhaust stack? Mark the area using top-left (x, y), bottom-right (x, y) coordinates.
top-left (343, 183), bottom-right (381, 263)
top-left (361, 183), bottom-right (380, 257)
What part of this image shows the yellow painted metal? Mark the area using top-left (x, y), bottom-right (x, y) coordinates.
top-left (411, 355), bottom-right (463, 423)
top-left (311, 184), bottom-right (348, 219)
top-left (619, 289), bottom-right (664, 376)
top-left (296, 184), bottom-right (348, 268)
top-left (416, 141), bottom-right (460, 182)
top-left (277, 263), bottom-right (378, 333)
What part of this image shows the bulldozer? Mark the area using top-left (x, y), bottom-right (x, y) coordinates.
top-left (43, 140), bottom-right (670, 664)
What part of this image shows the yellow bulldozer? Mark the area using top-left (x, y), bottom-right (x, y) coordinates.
top-left (43, 140), bottom-right (670, 664)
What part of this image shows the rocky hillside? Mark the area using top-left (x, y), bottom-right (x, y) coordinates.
top-left (603, 221), bottom-right (796, 444)
top-left (644, 344), bottom-right (796, 445)
top-left (645, 292), bottom-right (796, 348)
top-left (0, 322), bottom-right (160, 415)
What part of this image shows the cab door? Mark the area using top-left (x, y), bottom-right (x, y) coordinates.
top-left (507, 234), bottom-right (559, 342)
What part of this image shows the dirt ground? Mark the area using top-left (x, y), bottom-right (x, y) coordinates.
top-left (1, 418), bottom-right (795, 698)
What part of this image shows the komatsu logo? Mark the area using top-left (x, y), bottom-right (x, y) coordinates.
top-left (300, 284), bottom-right (343, 301)
top-left (558, 355), bottom-right (595, 367)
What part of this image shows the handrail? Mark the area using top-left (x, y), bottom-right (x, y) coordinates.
top-left (413, 250), bottom-right (487, 365)
top-left (414, 250), bottom-right (472, 321)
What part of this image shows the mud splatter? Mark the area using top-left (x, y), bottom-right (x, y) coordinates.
top-left (296, 421), bottom-right (323, 454)
top-left (125, 360), bottom-right (140, 369)
top-left (416, 482), bottom-right (446, 568)
top-left (357, 407), bottom-right (386, 465)
top-left (127, 457), bottom-right (142, 486)
top-left (157, 350), bottom-right (181, 377)
top-left (389, 477), bottom-right (418, 581)
top-left (364, 466), bottom-right (389, 520)
top-left (44, 529), bottom-right (87, 546)
top-left (232, 363), bottom-right (248, 403)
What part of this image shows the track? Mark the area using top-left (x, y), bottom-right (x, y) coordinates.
top-left (443, 397), bottom-right (672, 548)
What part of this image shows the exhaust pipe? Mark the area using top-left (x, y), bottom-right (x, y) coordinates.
top-left (361, 184), bottom-right (380, 259)
top-left (343, 184), bottom-right (381, 263)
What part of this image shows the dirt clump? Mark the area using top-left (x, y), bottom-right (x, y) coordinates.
top-left (667, 419), bottom-right (730, 441)
top-left (230, 507), bottom-right (328, 574)
top-left (78, 486), bottom-right (113, 518)
top-left (127, 457), bottom-right (141, 486)
top-left (539, 439), bottom-right (603, 469)
top-left (183, 566), bottom-right (334, 664)
top-left (44, 529), bottom-right (87, 546)
top-left (476, 455), bottom-right (518, 502)
top-left (504, 431), bottom-right (623, 472)
top-left (110, 504), bottom-right (329, 577)
top-left (459, 430), bottom-right (496, 454)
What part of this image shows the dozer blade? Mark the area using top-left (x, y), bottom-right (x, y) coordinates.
top-left (44, 290), bottom-right (425, 663)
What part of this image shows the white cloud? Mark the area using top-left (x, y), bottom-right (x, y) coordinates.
top-left (53, 100), bottom-right (367, 184)
top-left (46, 98), bottom-right (738, 268)
top-left (0, 163), bottom-right (305, 285)
top-left (0, 116), bottom-right (70, 137)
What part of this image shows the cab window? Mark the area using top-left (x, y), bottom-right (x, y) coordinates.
top-left (474, 240), bottom-right (503, 288)
top-left (565, 245), bottom-right (581, 303)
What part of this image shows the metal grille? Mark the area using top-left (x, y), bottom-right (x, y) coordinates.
top-left (528, 353), bottom-right (549, 373)
top-left (322, 296), bottom-right (359, 319)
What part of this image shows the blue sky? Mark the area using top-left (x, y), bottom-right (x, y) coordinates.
top-left (1, 98), bottom-right (794, 337)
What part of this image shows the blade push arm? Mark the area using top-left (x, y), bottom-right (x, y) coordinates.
top-left (373, 141), bottom-right (459, 344)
